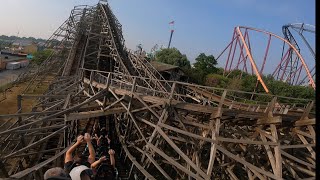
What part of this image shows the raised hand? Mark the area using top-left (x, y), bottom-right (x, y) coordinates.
top-left (107, 135), bottom-right (111, 144)
top-left (84, 133), bottom-right (91, 142)
top-left (76, 135), bottom-right (84, 144)
top-left (99, 156), bottom-right (107, 162)
top-left (108, 149), bottom-right (115, 156)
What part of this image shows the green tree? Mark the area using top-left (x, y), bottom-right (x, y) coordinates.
top-left (32, 49), bottom-right (53, 65)
top-left (205, 74), bottom-right (229, 88)
top-left (155, 48), bottom-right (190, 69)
top-left (190, 53), bottom-right (218, 84)
top-left (193, 53), bottom-right (218, 75)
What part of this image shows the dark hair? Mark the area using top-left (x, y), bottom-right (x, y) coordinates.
top-left (80, 169), bottom-right (94, 179)
top-left (44, 167), bottom-right (70, 180)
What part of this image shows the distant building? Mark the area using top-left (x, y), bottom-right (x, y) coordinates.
top-left (12, 42), bottom-right (20, 48)
top-left (22, 42), bottom-right (38, 54)
top-left (37, 42), bottom-right (46, 51)
top-left (10, 40), bottom-right (38, 54)
top-left (150, 61), bottom-right (188, 82)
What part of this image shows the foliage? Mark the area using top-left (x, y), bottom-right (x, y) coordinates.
top-left (193, 53), bottom-right (218, 75)
top-left (226, 78), bottom-right (242, 90)
top-left (202, 68), bottom-right (314, 100)
top-left (190, 53), bottom-right (218, 84)
top-left (32, 49), bottom-right (53, 65)
top-left (205, 74), bottom-right (229, 88)
top-left (0, 35), bottom-right (46, 43)
top-left (240, 75), bottom-right (259, 92)
top-left (154, 47), bottom-right (314, 100)
top-left (215, 67), bottom-right (225, 75)
top-left (226, 69), bottom-right (245, 79)
top-left (183, 68), bottom-right (202, 84)
top-left (155, 48), bottom-right (191, 69)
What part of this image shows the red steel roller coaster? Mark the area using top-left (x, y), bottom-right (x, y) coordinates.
top-left (216, 25), bottom-right (315, 93)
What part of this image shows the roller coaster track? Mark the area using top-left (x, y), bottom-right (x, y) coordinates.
top-left (281, 23), bottom-right (315, 86)
top-left (217, 26), bottom-right (315, 93)
top-left (0, 2), bottom-right (315, 179)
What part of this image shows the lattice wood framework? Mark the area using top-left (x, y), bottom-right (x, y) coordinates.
top-left (0, 2), bottom-right (315, 180)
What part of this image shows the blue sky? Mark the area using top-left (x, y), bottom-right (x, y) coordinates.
top-left (0, 0), bottom-right (315, 65)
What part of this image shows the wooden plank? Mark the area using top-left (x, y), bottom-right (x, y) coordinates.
top-left (259, 132), bottom-right (276, 174)
top-left (0, 87), bottom-right (109, 136)
top-left (62, 94), bottom-right (71, 109)
top-left (9, 145), bottom-right (71, 179)
top-left (299, 101), bottom-right (314, 120)
top-left (294, 118), bottom-right (315, 126)
top-left (14, 124), bottom-right (65, 134)
top-left (256, 116), bottom-right (282, 125)
top-left (147, 142), bottom-right (204, 180)
top-left (156, 126), bottom-right (209, 179)
top-left (20, 94), bottom-right (68, 98)
top-left (115, 126), bottom-right (156, 179)
top-left (296, 134), bottom-right (315, 159)
top-left (131, 146), bottom-right (173, 180)
top-left (270, 124), bottom-right (282, 178)
top-left (284, 159), bottom-right (315, 177)
top-left (159, 123), bottom-right (278, 146)
top-left (66, 107), bottom-right (126, 121)
top-left (293, 128), bottom-right (314, 139)
top-left (133, 93), bottom-right (160, 119)
top-left (226, 167), bottom-right (239, 180)
top-left (0, 111), bottom-right (60, 118)
top-left (206, 90), bottom-right (226, 178)
top-left (280, 144), bottom-right (315, 149)
top-left (86, 78), bottom-right (218, 114)
top-left (180, 118), bottom-right (210, 130)
top-left (255, 128), bottom-right (276, 141)
top-left (4, 126), bottom-right (67, 159)
top-left (9, 147), bottom-right (65, 158)
top-left (174, 102), bottom-right (217, 114)
top-left (215, 144), bottom-right (280, 180)
top-left (280, 150), bottom-right (315, 168)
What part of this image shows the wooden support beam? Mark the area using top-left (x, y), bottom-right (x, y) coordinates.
top-left (280, 150), bottom-right (315, 168)
top-left (215, 144), bottom-right (280, 180)
top-left (156, 126), bottom-right (209, 179)
top-left (294, 118), bottom-right (315, 126)
top-left (3, 126), bottom-right (67, 159)
top-left (66, 107), bottom-right (126, 121)
top-left (9, 145), bottom-right (71, 179)
top-left (131, 146), bottom-right (173, 180)
top-left (206, 90), bottom-right (226, 178)
top-left (0, 111), bottom-right (60, 118)
top-left (0, 85), bottom-right (109, 136)
top-left (256, 116), bottom-right (282, 125)
top-left (147, 142), bottom-right (204, 180)
top-left (9, 147), bottom-right (65, 158)
top-left (158, 122), bottom-right (278, 146)
top-left (270, 124), bottom-right (282, 178)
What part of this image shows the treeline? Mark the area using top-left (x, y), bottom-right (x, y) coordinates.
top-left (0, 35), bottom-right (46, 43)
top-left (152, 47), bottom-right (314, 100)
top-left (0, 35), bottom-right (47, 50)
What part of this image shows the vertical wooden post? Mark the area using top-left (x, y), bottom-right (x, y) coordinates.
top-left (17, 95), bottom-right (22, 123)
top-left (206, 90), bottom-right (227, 178)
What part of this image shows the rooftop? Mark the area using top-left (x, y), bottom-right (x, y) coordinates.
top-left (150, 61), bottom-right (179, 72)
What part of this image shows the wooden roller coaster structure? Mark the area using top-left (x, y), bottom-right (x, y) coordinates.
top-left (0, 2), bottom-right (315, 180)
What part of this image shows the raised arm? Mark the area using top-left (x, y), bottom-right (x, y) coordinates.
top-left (84, 133), bottom-right (96, 164)
top-left (108, 149), bottom-right (115, 167)
top-left (90, 156), bottom-right (106, 169)
top-left (65, 135), bottom-right (83, 163)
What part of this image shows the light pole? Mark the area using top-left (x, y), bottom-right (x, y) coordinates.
top-left (167, 21), bottom-right (174, 48)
